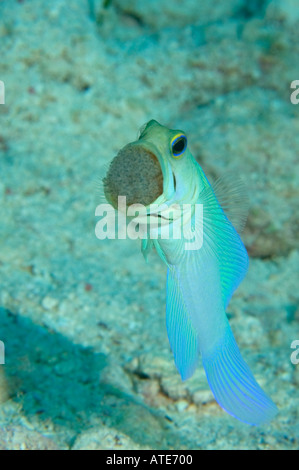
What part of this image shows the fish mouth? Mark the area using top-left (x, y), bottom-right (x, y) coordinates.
top-left (103, 143), bottom-right (164, 209)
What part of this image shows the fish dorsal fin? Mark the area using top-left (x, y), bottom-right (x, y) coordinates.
top-left (199, 181), bottom-right (249, 308)
top-left (211, 173), bottom-right (249, 233)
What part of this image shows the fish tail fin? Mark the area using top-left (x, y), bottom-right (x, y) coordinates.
top-left (201, 323), bottom-right (278, 425)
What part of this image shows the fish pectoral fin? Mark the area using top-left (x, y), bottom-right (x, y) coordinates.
top-left (141, 238), bottom-right (154, 262)
top-left (201, 321), bottom-right (278, 426)
top-left (166, 266), bottom-right (199, 381)
top-left (211, 172), bottom-right (249, 233)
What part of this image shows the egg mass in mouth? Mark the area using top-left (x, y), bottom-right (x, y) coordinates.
top-left (103, 143), bottom-right (164, 209)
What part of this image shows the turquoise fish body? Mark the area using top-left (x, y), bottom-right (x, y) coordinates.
top-left (105, 120), bottom-right (277, 425)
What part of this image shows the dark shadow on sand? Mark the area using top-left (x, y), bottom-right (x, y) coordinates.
top-left (0, 307), bottom-right (189, 449)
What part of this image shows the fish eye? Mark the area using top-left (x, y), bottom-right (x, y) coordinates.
top-left (171, 134), bottom-right (187, 158)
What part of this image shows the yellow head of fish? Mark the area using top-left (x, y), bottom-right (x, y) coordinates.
top-left (103, 119), bottom-right (206, 211)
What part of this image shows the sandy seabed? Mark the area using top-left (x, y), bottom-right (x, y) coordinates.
top-left (0, 0), bottom-right (298, 450)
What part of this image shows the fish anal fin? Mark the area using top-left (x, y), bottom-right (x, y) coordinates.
top-left (166, 267), bottom-right (199, 381)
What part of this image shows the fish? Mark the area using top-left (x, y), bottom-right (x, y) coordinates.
top-left (102, 119), bottom-right (278, 425)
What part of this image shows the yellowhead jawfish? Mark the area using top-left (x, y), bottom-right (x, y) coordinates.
top-left (102, 120), bottom-right (277, 425)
